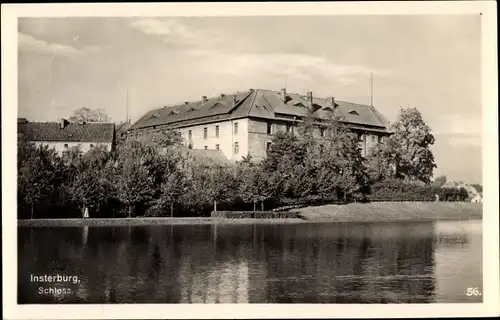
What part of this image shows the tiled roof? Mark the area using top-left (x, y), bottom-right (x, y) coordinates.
top-left (18, 121), bottom-right (115, 143)
top-left (130, 89), bottom-right (390, 131)
top-left (115, 121), bottom-right (132, 136)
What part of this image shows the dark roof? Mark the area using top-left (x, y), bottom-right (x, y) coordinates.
top-left (130, 89), bottom-right (390, 131)
top-left (115, 121), bottom-right (132, 136)
top-left (18, 121), bottom-right (115, 143)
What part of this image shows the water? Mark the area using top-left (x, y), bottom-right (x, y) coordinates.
top-left (18, 220), bottom-right (482, 304)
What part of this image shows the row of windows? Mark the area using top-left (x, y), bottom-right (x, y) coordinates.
top-left (186, 121), bottom-right (384, 144)
top-left (188, 122), bottom-right (239, 141)
top-left (201, 142), bottom-right (240, 154)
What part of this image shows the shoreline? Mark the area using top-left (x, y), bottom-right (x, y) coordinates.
top-left (17, 217), bottom-right (308, 227)
top-left (17, 202), bottom-right (483, 227)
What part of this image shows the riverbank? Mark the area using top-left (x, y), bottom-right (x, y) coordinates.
top-left (18, 202), bottom-right (483, 227)
top-left (17, 217), bottom-right (308, 227)
top-left (294, 202), bottom-right (483, 222)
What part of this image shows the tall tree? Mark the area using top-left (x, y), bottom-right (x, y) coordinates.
top-left (387, 107), bottom-right (436, 184)
top-left (69, 107), bottom-right (111, 123)
top-left (365, 143), bottom-right (396, 183)
top-left (237, 162), bottom-right (272, 211)
top-left (18, 141), bottom-right (59, 219)
top-left (112, 139), bottom-right (155, 217)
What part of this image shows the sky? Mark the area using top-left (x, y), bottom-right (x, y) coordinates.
top-left (17, 15), bottom-right (482, 184)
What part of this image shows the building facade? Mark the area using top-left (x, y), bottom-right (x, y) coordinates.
top-left (128, 89), bottom-right (392, 161)
top-left (18, 118), bottom-right (115, 156)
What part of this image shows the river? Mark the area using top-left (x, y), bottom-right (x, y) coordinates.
top-left (18, 219), bottom-right (482, 303)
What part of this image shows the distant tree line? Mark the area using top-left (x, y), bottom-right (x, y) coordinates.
top-left (17, 106), bottom-right (472, 219)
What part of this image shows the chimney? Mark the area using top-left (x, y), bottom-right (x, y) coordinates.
top-left (60, 118), bottom-right (68, 129)
top-left (330, 97), bottom-right (336, 108)
top-left (233, 95), bottom-right (237, 105)
top-left (280, 88), bottom-right (287, 102)
top-left (184, 101), bottom-right (189, 106)
top-left (201, 96), bottom-right (208, 103)
top-left (307, 91), bottom-right (313, 108)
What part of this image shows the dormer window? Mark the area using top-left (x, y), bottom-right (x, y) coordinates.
top-left (170, 110), bottom-right (179, 115)
top-left (349, 110), bottom-right (360, 115)
top-left (293, 102), bottom-right (306, 108)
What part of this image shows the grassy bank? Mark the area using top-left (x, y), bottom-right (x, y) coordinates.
top-left (17, 217), bottom-right (307, 227)
top-left (294, 202), bottom-right (483, 222)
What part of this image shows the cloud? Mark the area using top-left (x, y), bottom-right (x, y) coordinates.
top-left (432, 113), bottom-right (482, 136)
top-left (18, 32), bottom-right (84, 56)
top-left (187, 50), bottom-right (391, 87)
top-left (435, 133), bottom-right (482, 147)
top-left (127, 18), bottom-right (221, 47)
top-left (128, 18), bottom-right (199, 43)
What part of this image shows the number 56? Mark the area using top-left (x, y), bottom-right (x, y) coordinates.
top-left (466, 287), bottom-right (481, 296)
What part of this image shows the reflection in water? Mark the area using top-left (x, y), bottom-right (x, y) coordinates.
top-left (18, 220), bottom-right (482, 303)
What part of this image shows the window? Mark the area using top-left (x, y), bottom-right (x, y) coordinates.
top-left (286, 124), bottom-right (291, 133)
top-left (204, 146), bottom-right (208, 150)
top-left (64, 144), bottom-right (69, 148)
top-left (266, 142), bottom-right (272, 151)
top-left (371, 135), bottom-right (376, 143)
top-left (357, 133), bottom-right (363, 141)
top-left (234, 122), bottom-right (238, 135)
top-left (204, 127), bottom-right (208, 139)
top-left (234, 142), bottom-right (239, 154)
top-left (90, 144), bottom-right (94, 149)
top-left (188, 130), bottom-right (192, 140)
top-left (378, 136), bottom-right (383, 143)
top-left (216, 144), bottom-right (220, 150)
top-left (215, 125), bottom-right (219, 138)
top-left (320, 127), bottom-right (325, 138)
top-left (267, 123), bottom-right (272, 135)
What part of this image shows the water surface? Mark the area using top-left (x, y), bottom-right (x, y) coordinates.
top-left (18, 220), bottom-right (482, 303)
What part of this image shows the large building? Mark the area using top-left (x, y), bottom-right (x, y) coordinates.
top-left (18, 118), bottom-right (115, 155)
top-left (128, 89), bottom-right (391, 161)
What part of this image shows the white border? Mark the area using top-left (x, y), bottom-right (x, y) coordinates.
top-left (2, 2), bottom-right (499, 319)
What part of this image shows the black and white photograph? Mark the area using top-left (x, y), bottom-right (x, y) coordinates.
top-left (2, 2), bottom-right (499, 319)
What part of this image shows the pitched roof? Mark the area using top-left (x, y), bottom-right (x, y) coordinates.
top-left (18, 121), bottom-right (115, 143)
top-left (115, 121), bottom-right (132, 136)
top-left (130, 89), bottom-right (390, 130)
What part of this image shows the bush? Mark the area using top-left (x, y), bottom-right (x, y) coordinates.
top-left (211, 211), bottom-right (255, 218)
top-left (368, 179), bottom-right (469, 202)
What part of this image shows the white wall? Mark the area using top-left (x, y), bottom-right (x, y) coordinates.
top-left (33, 141), bottom-right (112, 156)
top-left (178, 118), bottom-right (249, 161)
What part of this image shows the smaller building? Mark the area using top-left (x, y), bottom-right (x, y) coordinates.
top-left (17, 118), bottom-right (115, 156)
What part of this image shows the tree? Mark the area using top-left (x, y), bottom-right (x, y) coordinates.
top-left (206, 166), bottom-right (237, 212)
top-left (112, 139), bottom-right (156, 217)
top-left (68, 167), bottom-right (113, 218)
top-left (18, 141), bottom-right (59, 219)
top-left (432, 175), bottom-right (447, 188)
top-left (69, 107), bottom-right (111, 123)
top-left (365, 143), bottom-right (396, 183)
top-left (387, 107), bottom-right (436, 184)
top-left (237, 162), bottom-right (272, 211)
